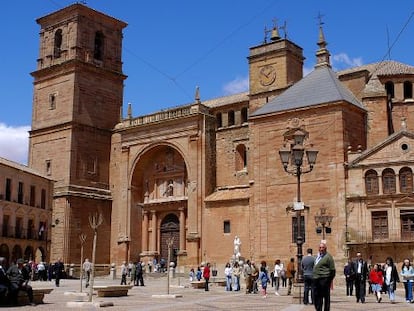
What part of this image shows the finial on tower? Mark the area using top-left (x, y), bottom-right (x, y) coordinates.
top-left (194, 86), bottom-right (201, 104)
top-left (314, 12), bottom-right (331, 68)
top-left (127, 102), bottom-right (132, 120)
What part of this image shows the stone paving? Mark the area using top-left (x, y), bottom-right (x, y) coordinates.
top-left (5, 274), bottom-right (414, 310)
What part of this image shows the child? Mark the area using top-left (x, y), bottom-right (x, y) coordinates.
top-left (196, 266), bottom-right (202, 281)
top-left (369, 263), bottom-right (383, 303)
top-left (189, 268), bottom-right (195, 282)
top-left (259, 266), bottom-right (270, 298)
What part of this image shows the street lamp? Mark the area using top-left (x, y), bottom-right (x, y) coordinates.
top-left (315, 207), bottom-right (333, 240)
top-left (279, 129), bottom-right (318, 284)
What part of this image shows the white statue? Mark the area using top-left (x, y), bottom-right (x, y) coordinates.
top-left (234, 236), bottom-right (241, 259)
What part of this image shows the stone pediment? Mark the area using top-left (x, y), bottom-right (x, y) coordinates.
top-left (347, 130), bottom-right (414, 168)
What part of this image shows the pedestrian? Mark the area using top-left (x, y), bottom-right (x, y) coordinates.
top-left (400, 258), bottom-right (414, 303)
top-left (313, 242), bottom-right (336, 311)
top-left (224, 263), bottom-right (232, 291)
top-left (258, 266), bottom-right (270, 298)
top-left (189, 268), bottom-right (195, 282)
top-left (135, 260), bottom-right (145, 286)
top-left (0, 257), bottom-right (11, 306)
top-left (47, 262), bottom-right (53, 281)
top-left (286, 257), bottom-right (295, 295)
top-left (273, 259), bottom-right (282, 296)
top-left (367, 255), bottom-right (373, 294)
top-left (120, 261), bottom-right (127, 285)
top-left (352, 252), bottom-right (368, 303)
top-left (383, 256), bottom-right (399, 304)
top-left (130, 261), bottom-right (136, 285)
top-left (196, 266), bottom-right (202, 281)
top-left (243, 260), bottom-right (252, 293)
top-left (203, 262), bottom-right (211, 291)
top-left (302, 248), bottom-right (315, 305)
top-left (232, 261), bottom-right (241, 291)
top-left (37, 261), bottom-right (46, 281)
top-left (343, 258), bottom-right (354, 296)
top-left (250, 261), bottom-right (259, 294)
top-left (82, 258), bottom-right (92, 288)
top-left (7, 258), bottom-right (35, 306)
top-left (369, 263), bottom-right (383, 303)
top-left (53, 258), bottom-right (65, 287)
top-left (280, 263), bottom-right (287, 287)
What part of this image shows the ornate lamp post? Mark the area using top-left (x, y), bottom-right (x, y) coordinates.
top-left (315, 207), bottom-right (333, 240)
top-left (279, 129), bottom-right (318, 284)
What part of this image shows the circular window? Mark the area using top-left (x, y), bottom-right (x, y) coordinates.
top-left (401, 143), bottom-right (409, 152)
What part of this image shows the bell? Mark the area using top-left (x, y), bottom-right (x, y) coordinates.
top-left (270, 27), bottom-right (280, 41)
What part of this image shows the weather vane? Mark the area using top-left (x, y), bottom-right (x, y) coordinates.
top-left (317, 12), bottom-right (325, 27)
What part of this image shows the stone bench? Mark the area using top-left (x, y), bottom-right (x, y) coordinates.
top-left (93, 285), bottom-right (133, 297)
top-left (190, 281), bottom-right (205, 289)
top-left (17, 288), bottom-right (53, 305)
top-left (212, 279), bottom-right (226, 287)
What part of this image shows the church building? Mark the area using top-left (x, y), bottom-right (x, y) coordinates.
top-left (27, 3), bottom-right (414, 273)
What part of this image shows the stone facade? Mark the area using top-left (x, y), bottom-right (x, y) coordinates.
top-left (0, 157), bottom-right (54, 264)
top-left (23, 3), bottom-right (414, 275)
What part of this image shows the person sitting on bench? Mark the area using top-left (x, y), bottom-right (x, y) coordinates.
top-left (7, 258), bottom-right (35, 306)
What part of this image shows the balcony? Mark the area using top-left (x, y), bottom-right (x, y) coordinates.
top-left (347, 228), bottom-right (414, 244)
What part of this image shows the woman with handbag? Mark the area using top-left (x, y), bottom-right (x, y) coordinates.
top-left (383, 257), bottom-right (400, 304)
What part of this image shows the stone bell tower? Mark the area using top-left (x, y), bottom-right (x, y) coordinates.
top-left (28, 3), bottom-right (127, 263)
top-left (248, 22), bottom-right (304, 112)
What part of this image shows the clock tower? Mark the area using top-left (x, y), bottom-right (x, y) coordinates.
top-left (248, 27), bottom-right (304, 111)
top-left (28, 3), bottom-right (127, 263)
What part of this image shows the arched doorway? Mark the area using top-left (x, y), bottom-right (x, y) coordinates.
top-left (11, 245), bottom-right (23, 264)
top-left (0, 244), bottom-right (10, 266)
top-left (35, 247), bottom-right (45, 263)
top-left (160, 214), bottom-right (179, 266)
top-left (24, 246), bottom-right (34, 261)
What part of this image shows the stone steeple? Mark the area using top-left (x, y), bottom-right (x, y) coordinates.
top-left (315, 24), bottom-right (331, 68)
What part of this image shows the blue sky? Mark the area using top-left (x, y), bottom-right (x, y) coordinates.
top-left (1, 0), bottom-right (414, 164)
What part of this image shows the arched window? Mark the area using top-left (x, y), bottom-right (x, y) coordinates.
top-left (94, 31), bottom-right (104, 61)
top-left (404, 81), bottom-right (413, 99)
top-left (216, 113), bottom-right (222, 128)
top-left (235, 144), bottom-right (247, 171)
top-left (54, 29), bottom-right (62, 58)
top-left (382, 168), bottom-right (396, 194)
top-left (228, 110), bottom-right (235, 126)
top-left (399, 167), bottom-right (413, 193)
top-left (385, 81), bottom-right (395, 99)
top-left (365, 169), bottom-right (379, 195)
top-left (241, 107), bottom-right (248, 124)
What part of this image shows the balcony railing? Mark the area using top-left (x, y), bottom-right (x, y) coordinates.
top-left (1, 225), bottom-right (47, 240)
top-left (348, 228), bottom-right (414, 243)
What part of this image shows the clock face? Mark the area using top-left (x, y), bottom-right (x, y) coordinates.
top-left (259, 65), bottom-right (276, 86)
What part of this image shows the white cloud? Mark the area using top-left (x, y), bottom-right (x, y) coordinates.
top-left (332, 53), bottom-right (363, 69)
top-left (0, 123), bottom-right (30, 165)
top-left (223, 76), bottom-right (249, 95)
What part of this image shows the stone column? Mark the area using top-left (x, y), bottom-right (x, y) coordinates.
top-left (378, 175), bottom-right (383, 195)
top-left (150, 210), bottom-right (157, 252)
top-left (142, 210), bottom-right (149, 252)
top-left (179, 207), bottom-right (186, 251)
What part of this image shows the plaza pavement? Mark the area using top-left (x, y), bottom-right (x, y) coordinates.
top-left (5, 273), bottom-right (414, 310)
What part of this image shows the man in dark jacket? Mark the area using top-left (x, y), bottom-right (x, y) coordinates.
top-left (7, 258), bottom-right (35, 305)
top-left (53, 258), bottom-right (65, 287)
top-left (352, 252), bottom-right (369, 303)
top-left (135, 261), bottom-right (144, 286)
top-left (0, 257), bottom-right (11, 305)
